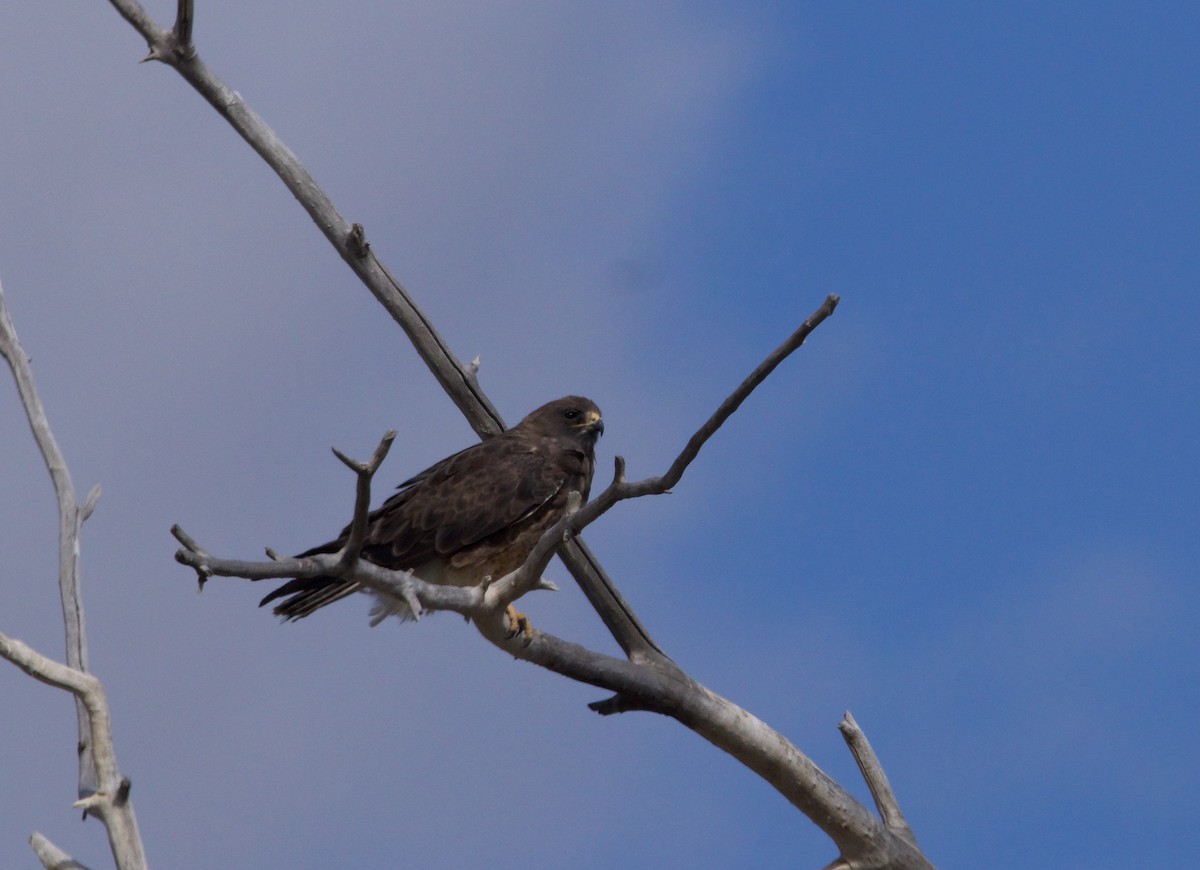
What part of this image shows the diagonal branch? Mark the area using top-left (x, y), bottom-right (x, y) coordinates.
top-left (562, 294), bottom-right (839, 662)
top-left (483, 492), bottom-right (581, 606)
top-left (101, 0), bottom-right (672, 659)
top-left (467, 610), bottom-right (933, 870)
top-left (557, 294), bottom-right (840, 541)
top-left (650, 293), bottom-right (838, 494)
top-left (110, 0), bottom-right (504, 434)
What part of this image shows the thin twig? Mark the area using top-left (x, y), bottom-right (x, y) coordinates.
top-left (659, 293), bottom-right (839, 492)
top-left (331, 430), bottom-right (395, 569)
top-left (524, 295), bottom-right (841, 544)
top-left (839, 711), bottom-right (920, 846)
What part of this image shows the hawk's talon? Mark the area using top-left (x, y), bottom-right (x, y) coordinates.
top-left (506, 604), bottom-right (534, 644)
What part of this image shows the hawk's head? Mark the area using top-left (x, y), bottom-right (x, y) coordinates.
top-left (518, 396), bottom-right (604, 446)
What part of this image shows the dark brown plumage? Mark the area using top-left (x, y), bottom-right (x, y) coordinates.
top-left (260, 396), bottom-right (603, 623)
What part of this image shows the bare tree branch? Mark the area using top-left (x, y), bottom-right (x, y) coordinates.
top-left (646, 292), bottom-right (839, 493)
top-left (330, 430), bottom-right (396, 571)
top-left (484, 491), bottom-right (580, 605)
top-left (0, 633), bottom-right (146, 869)
top-left (0, 280), bottom-right (96, 803)
top-left (98, 4), bottom-right (933, 867)
top-left (1, 280), bottom-right (148, 869)
top-left (109, 0), bottom-right (503, 434)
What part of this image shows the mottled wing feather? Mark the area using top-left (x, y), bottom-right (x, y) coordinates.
top-left (370, 438), bottom-right (559, 564)
top-left (286, 434), bottom-right (566, 569)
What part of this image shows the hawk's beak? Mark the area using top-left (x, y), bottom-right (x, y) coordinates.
top-left (582, 410), bottom-right (604, 436)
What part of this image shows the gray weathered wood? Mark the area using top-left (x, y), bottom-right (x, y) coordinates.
top-left (1, 281), bottom-right (148, 869)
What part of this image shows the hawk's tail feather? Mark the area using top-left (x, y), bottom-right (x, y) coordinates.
top-left (259, 576), bottom-right (361, 621)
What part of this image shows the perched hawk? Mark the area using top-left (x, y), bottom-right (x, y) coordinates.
top-left (260, 396), bottom-right (603, 625)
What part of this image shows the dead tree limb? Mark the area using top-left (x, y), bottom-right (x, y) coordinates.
top-left (0, 280), bottom-right (148, 869)
top-left (172, 334), bottom-right (933, 869)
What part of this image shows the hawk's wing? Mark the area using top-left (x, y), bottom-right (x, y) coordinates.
top-left (361, 433), bottom-right (571, 568)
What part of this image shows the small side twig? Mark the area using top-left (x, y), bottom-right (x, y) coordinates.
top-left (839, 711), bottom-right (920, 847)
top-left (331, 429), bottom-right (395, 569)
top-left (29, 831), bottom-right (92, 870)
top-left (347, 222), bottom-right (371, 259)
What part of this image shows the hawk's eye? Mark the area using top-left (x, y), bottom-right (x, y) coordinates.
top-left (563, 409), bottom-right (580, 420)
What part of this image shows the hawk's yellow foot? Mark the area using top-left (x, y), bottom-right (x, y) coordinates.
top-left (505, 604), bottom-right (534, 642)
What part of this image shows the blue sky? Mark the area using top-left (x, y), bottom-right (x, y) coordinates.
top-left (2, 3), bottom-right (1198, 868)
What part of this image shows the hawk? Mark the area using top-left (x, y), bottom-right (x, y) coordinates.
top-left (259, 396), bottom-right (603, 627)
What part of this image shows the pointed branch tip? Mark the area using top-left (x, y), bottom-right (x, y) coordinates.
top-left (81, 484), bottom-right (102, 521)
top-left (612, 455), bottom-right (626, 484)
